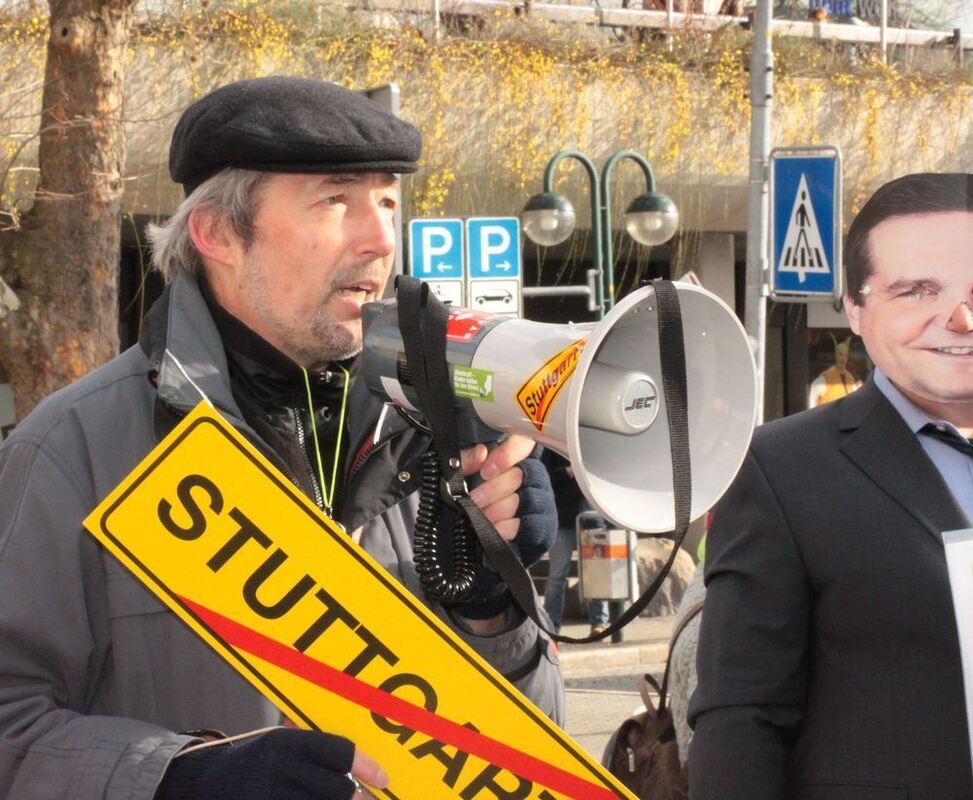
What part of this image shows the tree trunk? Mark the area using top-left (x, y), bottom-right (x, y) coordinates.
top-left (0, 0), bottom-right (131, 422)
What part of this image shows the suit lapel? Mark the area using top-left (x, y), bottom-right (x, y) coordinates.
top-left (839, 380), bottom-right (969, 545)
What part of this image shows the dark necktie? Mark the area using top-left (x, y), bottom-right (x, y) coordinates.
top-left (919, 423), bottom-right (973, 458)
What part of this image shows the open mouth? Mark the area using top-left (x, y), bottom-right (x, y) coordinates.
top-left (933, 347), bottom-right (973, 356)
top-left (337, 282), bottom-right (376, 303)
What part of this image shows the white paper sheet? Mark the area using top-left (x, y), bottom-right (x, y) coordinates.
top-left (944, 527), bottom-right (973, 776)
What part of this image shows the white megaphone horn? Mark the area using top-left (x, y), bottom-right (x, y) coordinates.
top-left (360, 281), bottom-right (757, 533)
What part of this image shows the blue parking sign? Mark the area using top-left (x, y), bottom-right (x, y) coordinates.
top-left (466, 218), bottom-right (521, 279)
top-left (770, 149), bottom-right (842, 301)
top-left (408, 219), bottom-right (464, 279)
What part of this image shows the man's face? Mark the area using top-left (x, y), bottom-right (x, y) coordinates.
top-left (211, 172), bottom-right (398, 369)
top-left (845, 211), bottom-right (973, 421)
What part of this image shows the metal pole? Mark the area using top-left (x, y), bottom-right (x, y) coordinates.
top-left (879, 0), bottom-right (888, 64)
top-left (432, 0), bottom-right (441, 43)
top-left (600, 149), bottom-right (657, 315)
top-left (542, 151), bottom-right (604, 320)
top-left (746, 0), bottom-right (773, 424)
top-left (666, 0), bottom-right (675, 50)
top-left (521, 285), bottom-right (597, 314)
top-left (521, 285), bottom-right (594, 298)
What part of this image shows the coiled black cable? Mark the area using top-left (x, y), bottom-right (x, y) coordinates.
top-left (413, 449), bottom-right (480, 604)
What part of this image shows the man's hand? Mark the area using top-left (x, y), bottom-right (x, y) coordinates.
top-left (450, 436), bottom-right (557, 630)
top-left (155, 728), bottom-right (388, 800)
top-left (460, 435), bottom-right (536, 541)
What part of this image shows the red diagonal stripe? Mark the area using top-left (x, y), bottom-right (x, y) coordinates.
top-left (180, 597), bottom-right (621, 800)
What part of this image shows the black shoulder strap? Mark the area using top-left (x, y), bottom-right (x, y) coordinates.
top-left (394, 275), bottom-right (692, 645)
top-left (397, 278), bottom-right (534, 612)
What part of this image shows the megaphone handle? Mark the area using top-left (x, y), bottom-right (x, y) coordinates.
top-left (396, 277), bottom-right (553, 613)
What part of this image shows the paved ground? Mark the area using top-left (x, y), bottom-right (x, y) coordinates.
top-left (556, 614), bottom-right (675, 760)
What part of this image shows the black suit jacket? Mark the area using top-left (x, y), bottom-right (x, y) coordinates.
top-left (689, 378), bottom-right (973, 800)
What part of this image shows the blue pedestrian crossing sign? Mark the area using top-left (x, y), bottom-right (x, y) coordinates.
top-left (770, 148), bottom-right (842, 302)
top-left (408, 219), bottom-right (464, 280)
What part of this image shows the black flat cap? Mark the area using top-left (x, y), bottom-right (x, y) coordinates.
top-left (169, 76), bottom-right (422, 194)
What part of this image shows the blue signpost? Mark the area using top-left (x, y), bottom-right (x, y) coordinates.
top-left (769, 148), bottom-right (842, 302)
top-left (408, 218), bottom-right (465, 306)
top-left (466, 217), bottom-right (523, 315)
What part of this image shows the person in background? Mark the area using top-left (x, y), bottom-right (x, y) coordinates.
top-left (690, 172), bottom-right (973, 799)
top-left (541, 449), bottom-right (611, 636)
top-left (807, 335), bottom-right (862, 407)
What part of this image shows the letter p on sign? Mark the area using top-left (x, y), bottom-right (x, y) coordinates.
top-left (479, 226), bottom-right (510, 273)
top-left (409, 219), bottom-right (464, 281)
top-left (422, 227), bottom-right (453, 274)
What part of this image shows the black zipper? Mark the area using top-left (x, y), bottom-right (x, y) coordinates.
top-left (292, 408), bottom-right (325, 511)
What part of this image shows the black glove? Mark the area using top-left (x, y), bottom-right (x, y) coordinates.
top-left (449, 446), bottom-right (558, 620)
top-left (507, 451), bottom-right (558, 567)
top-left (155, 728), bottom-right (358, 800)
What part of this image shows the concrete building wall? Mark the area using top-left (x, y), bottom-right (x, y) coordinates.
top-left (2, 18), bottom-right (970, 235)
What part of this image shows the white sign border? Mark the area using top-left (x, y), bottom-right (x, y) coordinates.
top-left (768, 145), bottom-right (843, 305)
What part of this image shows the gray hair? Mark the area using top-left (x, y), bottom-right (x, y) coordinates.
top-left (147, 168), bottom-right (271, 283)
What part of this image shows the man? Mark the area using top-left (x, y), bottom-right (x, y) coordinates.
top-left (0, 77), bottom-right (560, 799)
top-left (690, 172), bottom-right (973, 799)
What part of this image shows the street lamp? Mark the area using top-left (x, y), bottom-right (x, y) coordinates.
top-left (520, 192), bottom-right (576, 247)
top-left (521, 148), bottom-right (679, 317)
top-left (520, 149), bottom-right (677, 642)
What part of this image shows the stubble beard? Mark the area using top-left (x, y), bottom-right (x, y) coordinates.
top-left (241, 253), bottom-right (374, 369)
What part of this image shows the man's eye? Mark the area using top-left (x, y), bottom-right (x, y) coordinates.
top-left (902, 284), bottom-right (935, 300)
top-left (320, 195), bottom-right (344, 206)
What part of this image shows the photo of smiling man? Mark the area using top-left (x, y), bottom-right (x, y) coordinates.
top-left (690, 173), bottom-right (973, 800)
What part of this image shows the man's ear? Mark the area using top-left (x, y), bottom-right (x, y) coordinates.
top-left (844, 295), bottom-right (862, 335)
top-left (188, 205), bottom-right (239, 267)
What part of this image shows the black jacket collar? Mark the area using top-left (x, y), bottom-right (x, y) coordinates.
top-left (839, 376), bottom-right (969, 542)
top-left (198, 278), bottom-right (352, 411)
top-left (138, 273), bottom-right (430, 529)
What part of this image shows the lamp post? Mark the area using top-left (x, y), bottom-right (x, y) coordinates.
top-left (521, 149), bottom-right (679, 318)
top-left (521, 149), bottom-right (678, 640)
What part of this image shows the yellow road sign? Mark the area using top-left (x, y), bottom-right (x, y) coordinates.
top-left (84, 402), bottom-right (635, 800)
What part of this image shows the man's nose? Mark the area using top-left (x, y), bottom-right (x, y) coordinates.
top-left (946, 301), bottom-right (973, 334)
top-left (355, 203), bottom-right (396, 259)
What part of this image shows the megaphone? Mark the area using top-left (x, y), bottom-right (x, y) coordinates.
top-left (360, 281), bottom-right (757, 533)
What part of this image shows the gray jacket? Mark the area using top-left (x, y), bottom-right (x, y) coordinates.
top-left (0, 275), bottom-right (563, 799)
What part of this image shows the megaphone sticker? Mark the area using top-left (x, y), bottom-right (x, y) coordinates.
top-left (515, 337), bottom-right (588, 431)
top-left (453, 366), bottom-right (495, 402)
top-left (446, 309), bottom-right (494, 343)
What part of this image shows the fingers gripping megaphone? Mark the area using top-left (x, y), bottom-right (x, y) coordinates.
top-left (360, 280), bottom-right (757, 535)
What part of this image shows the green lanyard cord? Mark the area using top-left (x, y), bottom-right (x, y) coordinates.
top-left (301, 363), bottom-right (350, 513)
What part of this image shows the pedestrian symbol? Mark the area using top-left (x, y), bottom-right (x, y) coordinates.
top-left (770, 147), bottom-right (841, 301)
top-left (779, 174), bottom-right (830, 283)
